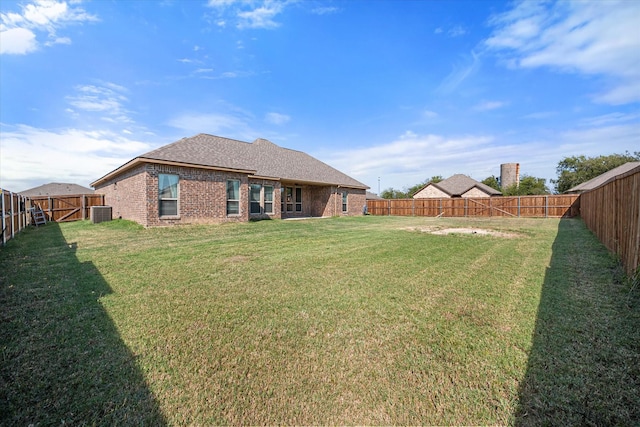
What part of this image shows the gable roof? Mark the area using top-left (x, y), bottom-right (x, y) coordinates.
top-left (566, 162), bottom-right (640, 193)
top-left (416, 174), bottom-right (502, 197)
top-left (19, 182), bottom-right (94, 197)
top-left (92, 134), bottom-right (368, 189)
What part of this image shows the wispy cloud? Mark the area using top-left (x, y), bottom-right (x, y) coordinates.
top-left (265, 112), bottom-right (290, 125)
top-left (485, 0), bottom-right (640, 105)
top-left (167, 111), bottom-right (256, 140)
top-left (318, 117), bottom-right (640, 191)
top-left (437, 51), bottom-right (481, 94)
top-left (311, 7), bottom-right (339, 15)
top-left (206, 0), bottom-right (292, 30)
top-left (0, 0), bottom-right (98, 55)
top-left (66, 82), bottom-right (134, 124)
top-left (0, 124), bottom-right (151, 191)
top-left (473, 100), bottom-right (507, 111)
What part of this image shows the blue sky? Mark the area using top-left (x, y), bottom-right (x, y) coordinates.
top-left (1, 0), bottom-right (639, 193)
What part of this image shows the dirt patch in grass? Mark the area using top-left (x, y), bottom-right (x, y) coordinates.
top-left (404, 226), bottom-right (521, 238)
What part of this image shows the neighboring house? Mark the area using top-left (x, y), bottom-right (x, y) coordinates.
top-left (91, 134), bottom-right (369, 227)
top-left (366, 191), bottom-right (383, 200)
top-left (565, 162), bottom-right (640, 193)
top-left (413, 174), bottom-right (502, 199)
top-left (19, 182), bottom-right (94, 197)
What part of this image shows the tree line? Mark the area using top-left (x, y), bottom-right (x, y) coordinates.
top-left (380, 152), bottom-right (639, 199)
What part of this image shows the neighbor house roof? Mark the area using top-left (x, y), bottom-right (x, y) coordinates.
top-left (92, 134), bottom-right (369, 189)
top-left (366, 191), bottom-right (384, 200)
top-left (566, 162), bottom-right (640, 193)
top-left (416, 174), bottom-right (502, 197)
top-left (20, 182), bottom-right (94, 197)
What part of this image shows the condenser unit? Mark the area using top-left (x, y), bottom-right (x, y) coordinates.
top-left (90, 206), bottom-right (112, 224)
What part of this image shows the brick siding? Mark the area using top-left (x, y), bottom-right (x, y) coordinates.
top-left (96, 162), bottom-right (365, 226)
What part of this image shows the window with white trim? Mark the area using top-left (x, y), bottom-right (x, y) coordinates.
top-left (227, 179), bottom-right (240, 215)
top-left (250, 184), bottom-right (261, 214)
top-left (250, 184), bottom-right (274, 215)
top-left (264, 186), bottom-right (273, 214)
top-left (342, 191), bottom-right (348, 212)
top-left (159, 174), bottom-right (179, 216)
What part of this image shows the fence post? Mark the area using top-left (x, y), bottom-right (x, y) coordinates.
top-left (388, 199), bottom-right (391, 216)
top-left (10, 191), bottom-right (15, 240)
top-left (82, 195), bottom-right (86, 220)
top-left (1, 190), bottom-right (5, 246)
top-left (545, 195), bottom-right (548, 218)
top-left (517, 196), bottom-right (521, 217)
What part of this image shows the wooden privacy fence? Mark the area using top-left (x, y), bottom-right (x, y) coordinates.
top-left (2, 191), bottom-right (105, 246)
top-left (367, 195), bottom-right (580, 218)
top-left (580, 165), bottom-right (640, 277)
top-left (30, 194), bottom-right (105, 223)
top-left (1, 189), bottom-right (32, 245)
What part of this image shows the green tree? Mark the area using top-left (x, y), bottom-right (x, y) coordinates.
top-left (380, 188), bottom-right (408, 199)
top-left (552, 152), bottom-right (640, 193)
top-left (481, 176), bottom-right (501, 191)
top-left (502, 175), bottom-right (550, 196)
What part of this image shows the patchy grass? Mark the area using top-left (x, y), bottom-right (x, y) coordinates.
top-left (1, 216), bottom-right (637, 425)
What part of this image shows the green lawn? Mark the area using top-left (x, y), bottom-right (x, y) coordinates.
top-left (1, 216), bottom-right (638, 425)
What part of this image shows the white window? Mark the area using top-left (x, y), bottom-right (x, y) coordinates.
top-left (264, 186), bottom-right (273, 214)
top-left (342, 191), bottom-right (348, 212)
top-left (250, 184), bottom-right (261, 214)
top-left (250, 184), bottom-right (274, 215)
top-left (159, 174), bottom-right (178, 216)
top-left (227, 180), bottom-right (240, 215)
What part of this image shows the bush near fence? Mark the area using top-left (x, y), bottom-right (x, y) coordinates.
top-left (366, 195), bottom-right (580, 218)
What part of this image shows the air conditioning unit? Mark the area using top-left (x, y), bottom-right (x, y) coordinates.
top-left (90, 206), bottom-right (112, 224)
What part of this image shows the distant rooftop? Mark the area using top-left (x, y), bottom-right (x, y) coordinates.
top-left (19, 182), bottom-right (94, 197)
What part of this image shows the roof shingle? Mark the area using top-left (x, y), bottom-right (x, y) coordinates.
top-left (97, 134), bottom-right (369, 189)
top-left (429, 174), bottom-right (501, 197)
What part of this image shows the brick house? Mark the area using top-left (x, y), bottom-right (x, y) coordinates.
top-left (91, 134), bottom-right (369, 227)
top-left (413, 174), bottom-right (501, 199)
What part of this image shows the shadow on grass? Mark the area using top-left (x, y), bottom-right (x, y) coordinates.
top-left (0, 223), bottom-right (166, 425)
top-left (515, 218), bottom-right (640, 426)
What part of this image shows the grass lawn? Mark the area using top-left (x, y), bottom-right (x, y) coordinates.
top-left (1, 216), bottom-right (638, 425)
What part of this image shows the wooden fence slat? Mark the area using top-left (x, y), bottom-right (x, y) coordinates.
top-left (367, 195), bottom-right (579, 219)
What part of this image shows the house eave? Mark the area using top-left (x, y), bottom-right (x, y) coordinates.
top-left (280, 178), bottom-right (369, 190)
top-left (91, 157), bottom-right (257, 188)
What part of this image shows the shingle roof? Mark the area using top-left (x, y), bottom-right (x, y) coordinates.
top-left (19, 182), bottom-right (94, 197)
top-left (94, 134), bottom-right (368, 189)
top-left (566, 162), bottom-right (640, 193)
top-left (427, 174), bottom-right (502, 197)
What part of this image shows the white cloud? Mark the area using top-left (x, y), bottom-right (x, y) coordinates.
top-left (312, 7), bottom-right (339, 15)
top-left (0, 124), bottom-right (151, 191)
top-left (473, 101), bottom-right (507, 111)
top-left (448, 25), bottom-right (466, 37)
top-left (66, 83), bottom-right (133, 124)
top-left (265, 112), bottom-right (290, 125)
top-left (317, 117), bottom-right (640, 192)
top-left (0, 0), bottom-right (97, 55)
top-left (0, 27), bottom-right (37, 54)
top-left (485, 0), bottom-right (640, 104)
top-left (167, 112), bottom-right (252, 138)
top-left (437, 51), bottom-right (480, 94)
top-left (206, 0), bottom-right (290, 30)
